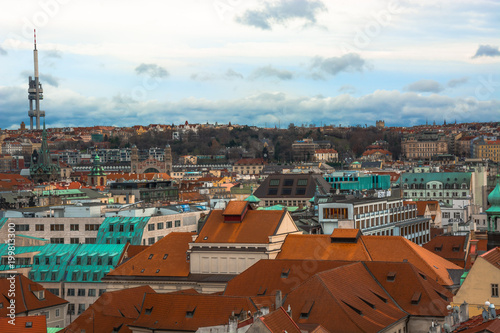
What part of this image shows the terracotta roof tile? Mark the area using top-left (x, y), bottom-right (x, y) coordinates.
top-left (423, 235), bottom-right (467, 267)
top-left (222, 201), bottom-right (250, 216)
top-left (224, 260), bottom-right (353, 296)
top-left (277, 232), bottom-right (462, 286)
top-left (480, 247), bottom-right (500, 269)
top-left (259, 307), bottom-right (302, 333)
top-left (283, 262), bottom-right (407, 332)
top-left (105, 233), bottom-right (192, 278)
top-left (61, 286), bottom-right (154, 333)
top-left (0, 316), bottom-right (46, 333)
top-left (0, 275), bottom-right (68, 316)
top-left (196, 209), bottom-right (290, 244)
top-left (363, 261), bottom-right (453, 316)
top-left (130, 293), bottom-right (270, 331)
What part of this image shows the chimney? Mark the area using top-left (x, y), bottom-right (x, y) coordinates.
top-left (275, 290), bottom-right (283, 308)
top-left (287, 304), bottom-right (292, 317)
top-left (228, 315), bottom-right (238, 333)
top-left (459, 301), bottom-right (469, 323)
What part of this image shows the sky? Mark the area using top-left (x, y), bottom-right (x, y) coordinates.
top-left (0, 0), bottom-right (499, 129)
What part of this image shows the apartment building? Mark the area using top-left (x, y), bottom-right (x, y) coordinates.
top-left (318, 196), bottom-right (431, 245)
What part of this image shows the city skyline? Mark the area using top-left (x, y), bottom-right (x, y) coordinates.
top-left (0, 0), bottom-right (499, 129)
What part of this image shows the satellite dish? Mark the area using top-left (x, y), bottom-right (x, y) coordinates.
top-left (483, 309), bottom-right (489, 321)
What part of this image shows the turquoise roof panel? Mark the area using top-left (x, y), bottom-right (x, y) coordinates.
top-left (97, 216), bottom-right (150, 245)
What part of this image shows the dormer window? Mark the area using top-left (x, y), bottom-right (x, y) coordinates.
top-left (387, 272), bottom-right (396, 282)
top-left (186, 305), bottom-right (196, 318)
top-left (300, 300), bottom-right (314, 319)
top-left (145, 307), bottom-right (153, 315)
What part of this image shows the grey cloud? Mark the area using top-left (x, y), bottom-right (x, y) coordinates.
top-left (135, 63), bottom-right (169, 78)
top-left (338, 85), bottom-right (356, 94)
top-left (20, 70), bottom-right (60, 87)
top-left (235, 0), bottom-right (327, 30)
top-left (1, 86), bottom-right (499, 128)
top-left (311, 53), bottom-right (367, 76)
top-left (45, 50), bottom-right (62, 58)
top-left (191, 69), bottom-right (244, 81)
top-left (447, 77), bottom-right (468, 88)
top-left (225, 69), bottom-right (244, 79)
top-left (405, 79), bottom-right (444, 93)
top-left (191, 72), bottom-right (217, 81)
top-left (0, 46), bottom-right (7, 56)
top-left (472, 45), bottom-right (500, 58)
top-left (250, 65), bottom-right (294, 80)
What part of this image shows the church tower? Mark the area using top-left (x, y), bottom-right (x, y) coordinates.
top-left (131, 145), bottom-right (139, 173)
top-left (87, 155), bottom-right (107, 187)
top-left (164, 144), bottom-right (172, 174)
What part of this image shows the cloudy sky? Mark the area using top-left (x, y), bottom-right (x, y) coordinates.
top-left (0, 0), bottom-right (499, 129)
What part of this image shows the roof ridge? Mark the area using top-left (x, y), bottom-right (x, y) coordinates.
top-left (359, 236), bottom-right (373, 261)
top-left (18, 275), bottom-right (28, 314)
top-left (316, 263), bottom-right (368, 332)
top-left (361, 262), bottom-right (409, 316)
top-left (400, 237), bottom-right (447, 284)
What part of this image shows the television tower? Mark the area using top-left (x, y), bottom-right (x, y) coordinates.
top-left (28, 29), bottom-right (45, 130)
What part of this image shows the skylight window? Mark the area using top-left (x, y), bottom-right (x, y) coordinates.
top-left (163, 254), bottom-right (168, 260)
top-left (148, 254), bottom-right (154, 260)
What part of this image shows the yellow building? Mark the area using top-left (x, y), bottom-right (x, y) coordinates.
top-left (452, 247), bottom-right (500, 316)
top-left (473, 140), bottom-right (500, 163)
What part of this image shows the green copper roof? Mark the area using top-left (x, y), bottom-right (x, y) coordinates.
top-left (244, 194), bottom-right (260, 203)
top-left (47, 328), bottom-right (64, 333)
top-left (257, 205), bottom-right (300, 212)
top-left (0, 218), bottom-right (8, 230)
top-left (96, 216), bottom-right (150, 245)
top-left (487, 175), bottom-right (500, 208)
top-left (16, 234), bottom-right (48, 241)
top-left (402, 172), bottom-right (471, 185)
top-left (0, 243), bottom-right (126, 283)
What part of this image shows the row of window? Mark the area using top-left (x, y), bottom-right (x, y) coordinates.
top-left (34, 255), bottom-right (113, 266)
top-left (49, 238), bottom-right (97, 244)
top-left (67, 288), bottom-right (105, 297)
top-left (30, 224), bottom-right (101, 232)
top-left (147, 220), bottom-right (181, 231)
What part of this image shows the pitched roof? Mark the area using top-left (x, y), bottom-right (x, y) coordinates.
top-left (277, 233), bottom-right (462, 286)
top-left (422, 235), bottom-right (468, 267)
top-left (129, 293), bottom-right (270, 331)
top-left (283, 262), bottom-right (407, 332)
top-left (222, 201), bottom-right (250, 216)
top-left (480, 247), bottom-right (500, 270)
top-left (234, 158), bottom-right (266, 165)
top-left (363, 261), bottom-right (453, 317)
top-left (253, 173), bottom-right (331, 199)
top-left (61, 286), bottom-right (154, 333)
top-left (0, 274), bottom-right (68, 316)
top-left (224, 260), bottom-right (353, 296)
top-left (105, 233), bottom-right (192, 279)
top-left (0, 316), bottom-right (46, 333)
top-left (451, 310), bottom-right (500, 333)
top-left (196, 209), bottom-right (290, 244)
top-left (258, 307), bottom-right (302, 333)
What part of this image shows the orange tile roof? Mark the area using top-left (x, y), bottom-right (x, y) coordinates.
top-left (235, 158), bottom-right (266, 165)
top-left (480, 247), bottom-right (500, 270)
top-left (0, 173), bottom-right (33, 190)
top-left (106, 172), bottom-right (171, 181)
top-left (129, 293), bottom-right (270, 331)
top-left (224, 260), bottom-right (353, 296)
top-left (422, 235), bottom-right (467, 268)
top-left (277, 233), bottom-right (462, 286)
top-left (196, 209), bottom-right (288, 244)
top-left (362, 148), bottom-right (392, 156)
top-left (0, 275), bottom-right (68, 316)
top-left (259, 307), bottom-right (302, 333)
top-left (0, 316), bottom-right (46, 333)
top-left (330, 228), bottom-right (361, 239)
top-left (61, 286), bottom-right (154, 333)
top-left (363, 261), bottom-right (453, 316)
top-left (315, 149), bottom-right (338, 154)
top-left (222, 201), bottom-right (250, 216)
top-left (106, 233), bottom-right (192, 278)
top-left (283, 262), bottom-right (407, 332)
